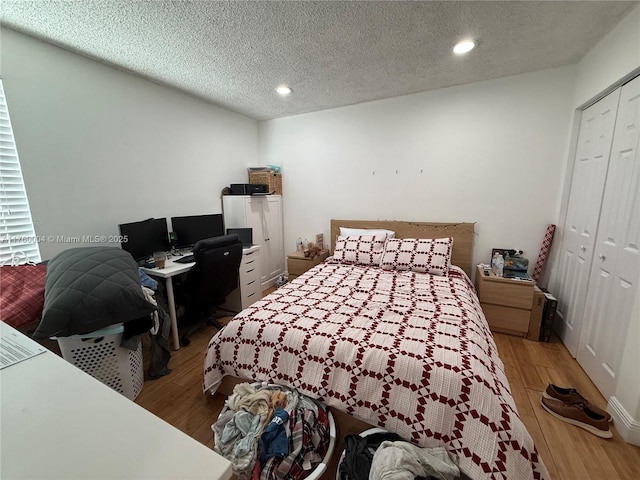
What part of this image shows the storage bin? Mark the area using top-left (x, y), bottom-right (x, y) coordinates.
top-left (56, 324), bottom-right (144, 400)
top-left (248, 170), bottom-right (282, 195)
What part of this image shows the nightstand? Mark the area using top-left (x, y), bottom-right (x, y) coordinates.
top-left (475, 265), bottom-right (535, 336)
top-left (287, 250), bottom-right (329, 280)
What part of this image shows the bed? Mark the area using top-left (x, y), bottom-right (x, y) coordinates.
top-left (203, 220), bottom-right (549, 480)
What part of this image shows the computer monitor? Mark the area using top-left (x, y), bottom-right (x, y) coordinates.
top-left (226, 227), bottom-right (253, 247)
top-left (170, 214), bottom-right (224, 249)
top-left (118, 218), bottom-right (170, 263)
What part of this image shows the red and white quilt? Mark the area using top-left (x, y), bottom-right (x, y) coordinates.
top-left (204, 263), bottom-right (549, 480)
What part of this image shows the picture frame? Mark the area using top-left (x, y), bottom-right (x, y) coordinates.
top-left (491, 248), bottom-right (516, 263)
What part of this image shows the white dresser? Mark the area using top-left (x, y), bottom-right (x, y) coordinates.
top-left (223, 244), bottom-right (262, 311)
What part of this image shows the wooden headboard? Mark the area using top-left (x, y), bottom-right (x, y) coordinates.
top-left (330, 219), bottom-right (475, 278)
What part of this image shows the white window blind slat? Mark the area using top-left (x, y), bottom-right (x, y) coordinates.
top-left (0, 79), bottom-right (41, 264)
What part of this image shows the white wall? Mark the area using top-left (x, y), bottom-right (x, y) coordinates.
top-left (0, 28), bottom-right (258, 260)
top-left (259, 66), bottom-right (576, 275)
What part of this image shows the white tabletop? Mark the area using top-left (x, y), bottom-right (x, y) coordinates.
top-left (139, 256), bottom-right (195, 278)
top-left (0, 323), bottom-right (232, 480)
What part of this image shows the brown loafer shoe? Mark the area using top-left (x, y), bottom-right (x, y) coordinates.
top-left (543, 384), bottom-right (612, 423)
top-left (541, 397), bottom-right (612, 438)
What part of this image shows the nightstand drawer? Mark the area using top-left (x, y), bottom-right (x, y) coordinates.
top-left (287, 250), bottom-right (329, 277)
top-left (477, 279), bottom-right (534, 309)
top-left (481, 303), bottom-right (531, 334)
top-left (288, 257), bottom-right (315, 276)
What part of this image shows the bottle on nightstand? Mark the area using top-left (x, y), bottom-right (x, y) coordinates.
top-left (491, 252), bottom-right (502, 276)
top-left (495, 253), bottom-right (504, 277)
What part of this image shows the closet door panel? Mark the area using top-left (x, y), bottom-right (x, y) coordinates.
top-left (556, 89), bottom-right (620, 356)
top-left (578, 76), bottom-right (640, 399)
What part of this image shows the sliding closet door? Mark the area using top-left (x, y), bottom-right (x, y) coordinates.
top-left (555, 89), bottom-right (620, 357)
top-left (577, 76), bottom-right (640, 399)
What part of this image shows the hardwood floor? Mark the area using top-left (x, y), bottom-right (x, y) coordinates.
top-left (134, 323), bottom-right (640, 479)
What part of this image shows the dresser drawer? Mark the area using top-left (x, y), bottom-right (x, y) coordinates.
top-left (242, 249), bottom-right (260, 267)
top-left (240, 263), bottom-right (260, 284)
top-left (241, 281), bottom-right (261, 307)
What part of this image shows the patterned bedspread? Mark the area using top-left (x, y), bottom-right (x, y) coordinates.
top-left (204, 262), bottom-right (549, 480)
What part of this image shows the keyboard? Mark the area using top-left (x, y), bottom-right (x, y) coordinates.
top-left (174, 254), bottom-right (195, 264)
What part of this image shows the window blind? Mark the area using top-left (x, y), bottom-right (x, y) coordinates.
top-left (0, 79), bottom-right (42, 264)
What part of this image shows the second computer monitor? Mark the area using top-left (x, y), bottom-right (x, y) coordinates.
top-left (226, 227), bottom-right (253, 247)
top-left (118, 218), bottom-right (170, 263)
top-left (170, 214), bottom-right (224, 249)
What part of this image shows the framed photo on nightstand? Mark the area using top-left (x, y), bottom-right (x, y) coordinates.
top-left (491, 248), bottom-right (509, 263)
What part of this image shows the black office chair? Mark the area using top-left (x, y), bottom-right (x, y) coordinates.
top-left (176, 234), bottom-right (243, 346)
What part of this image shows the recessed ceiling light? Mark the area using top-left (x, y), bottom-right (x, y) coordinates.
top-left (276, 85), bottom-right (292, 95)
top-left (453, 40), bottom-right (476, 55)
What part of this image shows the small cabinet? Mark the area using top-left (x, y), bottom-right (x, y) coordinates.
top-left (475, 265), bottom-right (535, 336)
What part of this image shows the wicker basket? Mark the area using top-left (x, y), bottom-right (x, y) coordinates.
top-left (248, 171), bottom-right (282, 195)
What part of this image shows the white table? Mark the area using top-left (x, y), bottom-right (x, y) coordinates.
top-left (141, 246), bottom-right (260, 351)
top-left (140, 256), bottom-right (194, 350)
top-left (0, 323), bottom-right (232, 480)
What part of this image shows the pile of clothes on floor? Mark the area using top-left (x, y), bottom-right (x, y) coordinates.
top-left (339, 429), bottom-right (460, 480)
top-left (213, 382), bottom-right (332, 480)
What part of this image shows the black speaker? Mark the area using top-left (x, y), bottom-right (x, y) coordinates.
top-left (249, 184), bottom-right (269, 194)
top-left (230, 183), bottom-right (269, 195)
top-left (230, 183), bottom-right (251, 194)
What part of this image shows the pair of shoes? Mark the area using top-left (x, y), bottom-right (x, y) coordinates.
top-left (543, 384), bottom-right (612, 423)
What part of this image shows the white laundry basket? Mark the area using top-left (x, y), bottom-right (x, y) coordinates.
top-left (214, 382), bottom-right (336, 479)
top-left (56, 324), bottom-right (144, 400)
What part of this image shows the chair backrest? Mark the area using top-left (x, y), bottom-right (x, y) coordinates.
top-left (186, 234), bottom-right (243, 308)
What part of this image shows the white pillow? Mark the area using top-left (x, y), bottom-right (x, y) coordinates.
top-left (380, 237), bottom-right (453, 276)
top-left (339, 227), bottom-right (395, 240)
top-left (332, 235), bottom-right (387, 266)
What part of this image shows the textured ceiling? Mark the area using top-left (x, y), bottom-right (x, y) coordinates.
top-left (1, 1), bottom-right (638, 120)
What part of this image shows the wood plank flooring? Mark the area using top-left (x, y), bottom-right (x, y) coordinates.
top-left (134, 323), bottom-right (640, 479)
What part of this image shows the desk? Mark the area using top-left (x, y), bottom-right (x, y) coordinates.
top-left (140, 256), bottom-right (194, 350)
top-left (0, 323), bottom-right (232, 480)
top-left (141, 247), bottom-right (261, 350)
